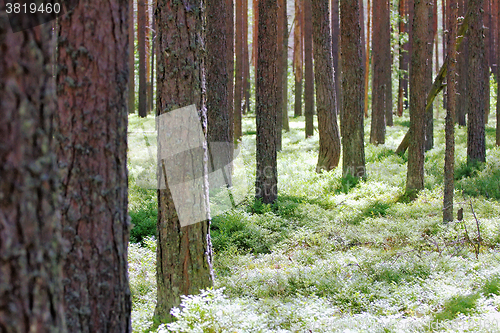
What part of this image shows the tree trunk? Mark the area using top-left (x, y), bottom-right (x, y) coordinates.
top-left (312, 0), bottom-right (341, 172)
top-left (365, 0), bottom-right (372, 118)
top-left (467, 0), bottom-right (487, 164)
top-left (456, 0), bottom-right (468, 125)
top-left (331, 0), bottom-right (341, 116)
top-left (398, 0), bottom-right (409, 117)
top-left (256, 0), bottom-right (279, 204)
top-left (145, 0), bottom-right (151, 113)
top-left (370, 0), bottom-right (391, 143)
top-left (277, 0), bottom-right (284, 150)
top-left (294, 0), bottom-right (304, 117)
top-left (234, 0), bottom-right (243, 141)
top-left (154, 0), bottom-right (213, 323)
top-left (424, 0), bottom-right (435, 151)
top-left (207, 0), bottom-right (232, 172)
top-left (138, 0), bottom-right (147, 117)
top-left (444, 0), bottom-right (457, 222)
top-left (405, 0), bottom-right (430, 198)
top-left (0, 22), bottom-right (67, 333)
top-left (150, 0), bottom-right (156, 114)
top-left (129, 0), bottom-right (135, 114)
top-left (227, 0), bottom-right (235, 143)
top-left (340, 0), bottom-right (366, 178)
top-left (497, 0), bottom-right (500, 146)
top-left (243, 0), bottom-right (251, 115)
top-left (304, 0), bottom-right (315, 137)
top-left (282, 1), bottom-right (290, 131)
top-left (57, 0), bottom-right (132, 330)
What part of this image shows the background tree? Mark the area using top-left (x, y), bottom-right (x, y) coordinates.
top-left (497, 0), bottom-right (500, 146)
top-left (467, 0), bottom-right (487, 164)
top-left (293, 0), bottom-right (304, 117)
top-left (0, 21), bottom-right (67, 333)
top-left (340, 0), bottom-right (366, 178)
top-left (312, 0), bottom-right (341, 172)
top-left (207, 0), bottom-right (232, 171)
top-left (256, 0), bottom-right (279, 204)
top-left (304, 0), bottom-right (314, 137)
top-left (227, 0), bottom-right (235, 142)
top-left (129, 0), bottom-right (135, 114)
top-left (243, 0), bottom-right (251, 115)
top-left (424, 0), bottom-right (436, 151)
top-left (276, 0), bottom-right (285, 150)
top-left (282, 1), bottom-right (290, 132)
top-left (331, 0), bottom-right (341, 116)
top-left (444, 0), bottom-right (457, 222)
top-left (405, 0), bottom-right (430, 198)
top-left (138, 0), bottom-right (147, 117)
top-left (456, 0), bottom-right (468, 125)
top-left (364, 0), bottom-right (372, 118)
top-left (57, 0), bottom-right (132, 330)
top-left (234, 0), bottom-right (244, 141)
top-left (154, 0), bottom-right (214, 323)
top-left (370, 0), bottom-right (392, 144)
top-left (397, 0), bottom-right (409, 117)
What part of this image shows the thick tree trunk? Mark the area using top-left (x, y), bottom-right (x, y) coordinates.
top-left (129, 0), bottom-right (135, 114)
top-left (312, 0), bottom-right (341, 172)
top-left (256, 0), bottom-right (279, 204)
top-left (370, 0), bottom-right (391, 143)
top-left (0, 22), bottom-right (67, 333)
top-left (234, 0), bottom-right (243, 141)
top-left (444, 0), bottom-right (457, 222)
top-left (304, 0), bottom-right (315, 137)
top-left (154, 0), bottom-right (213, 323)
top-left (340, 0), bottom-right (366, 178)
top-left (57, 0), bottom-right (132, 330)
top-left (467, 0), bottom-right (487, 164)
top-left (294, 0), bottom-right (304, 117)
top-left (405, 0), bottom-right (430, 198)
top-left (138, 0), bottom-right (147, 117)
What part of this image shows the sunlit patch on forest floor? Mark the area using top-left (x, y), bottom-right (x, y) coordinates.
top-left (128, 85), bottom-right (500, 331)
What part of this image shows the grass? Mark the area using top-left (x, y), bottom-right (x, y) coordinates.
top-left (127, 83), bottom-right (500, 331)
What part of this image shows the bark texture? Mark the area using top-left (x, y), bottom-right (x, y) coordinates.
top-left (138, 0), bottom-right (147, 117)
top-left (304, 0), bottom-right (314, 137)
top-left (312, 0), bottom-right (341, 172)
top-left (424, 0), bottom-right (435, 151)
top-left (444, 0), bottom-right (457, 222)
top-left (294, 0), bottom-right (304, 117)
top-left (331, 0), bottom-right (341, 116)
top-left (282, 1), bottom-right (290, 131)
top-left (0, 21), bottom-right (67, 333)
top-left (234, 0), bottom-right (243, 141)
top-left (256, 0), bottom-right (279, 204)
top-left (467, 0), bottom-right (487, 164)
top-left (128, 0), bottom-right (135, 114)
top-left (406, 0), bottom-right (430, 197)
top-left (56, 0), bottom-right (132, 331)
top-left (154, 0), bottom-right (213, 323)
top-left (340, 0), bottom-right (366, 178)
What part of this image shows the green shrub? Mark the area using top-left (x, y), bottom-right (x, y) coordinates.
top-left (434, 294), bottom-right (480, 322)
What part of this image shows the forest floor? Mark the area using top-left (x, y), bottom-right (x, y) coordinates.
top-left (127, 91), bottom-right (500, 332)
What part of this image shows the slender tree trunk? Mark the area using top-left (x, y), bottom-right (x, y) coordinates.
top-left (365, 0), bottom-right (372, 118)
top-left (282, 1), bottom-right (290, 131)
top-left (277, 0), bottom-right (285, 150)
top-left (424, 0), bottom-right (435, 151)
top-left (129, 0), bottom-right (136, 114)
top-left (406, 0), bottom-right (430, 198)
top-left (57, 0), bottom-right (132, 330)
top-left (497, 0), bottom-right (500, 146)
top-left (312, 0), bottom-right (341, 172)
top-left (370, 0), bottom-right (391, 143)
top-left (467, 0), bottom-right (487, 164)
top-left (154, 0), bottom-right (213, 323)
top-left (294, 0), bottom-right (304, 117)
top-left (444, 0), bottom-right (457, 222)
top-left (331, 0), bottom-right (341, 116)
top-left (304, 0), bottom-right (315, 137)
top-left (138, 0), bottom-right (147, 117)
top-left (227, 0), bottom-right (235, 142)
top-left (340, 0), bottom-right (366, 178)
top-left (0, 21), bottom-right (67, 333)
top-left (150, 0), bottom-right (156, 114)
top-left (234, 0), bottom-right (243, 141)
top-left (457, 0), bottom-right (468, 125)
top-left (207, 0), bottom-right (232, 171)
top-left (145, 0), bottom-right (151, 113)
top-left (398, 0), bottom-right (409, 117)
top-left (256, 0), bottom-right (279, 204)
top-left (243, 0), bottom-right (251, 115)
top-left (253, 0), bottom-right (259, 67)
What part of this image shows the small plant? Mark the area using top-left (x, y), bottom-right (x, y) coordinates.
top-left (482, 275), bottom-right (500, 296)
top-left (433, 294), bottom-right (480, 322)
